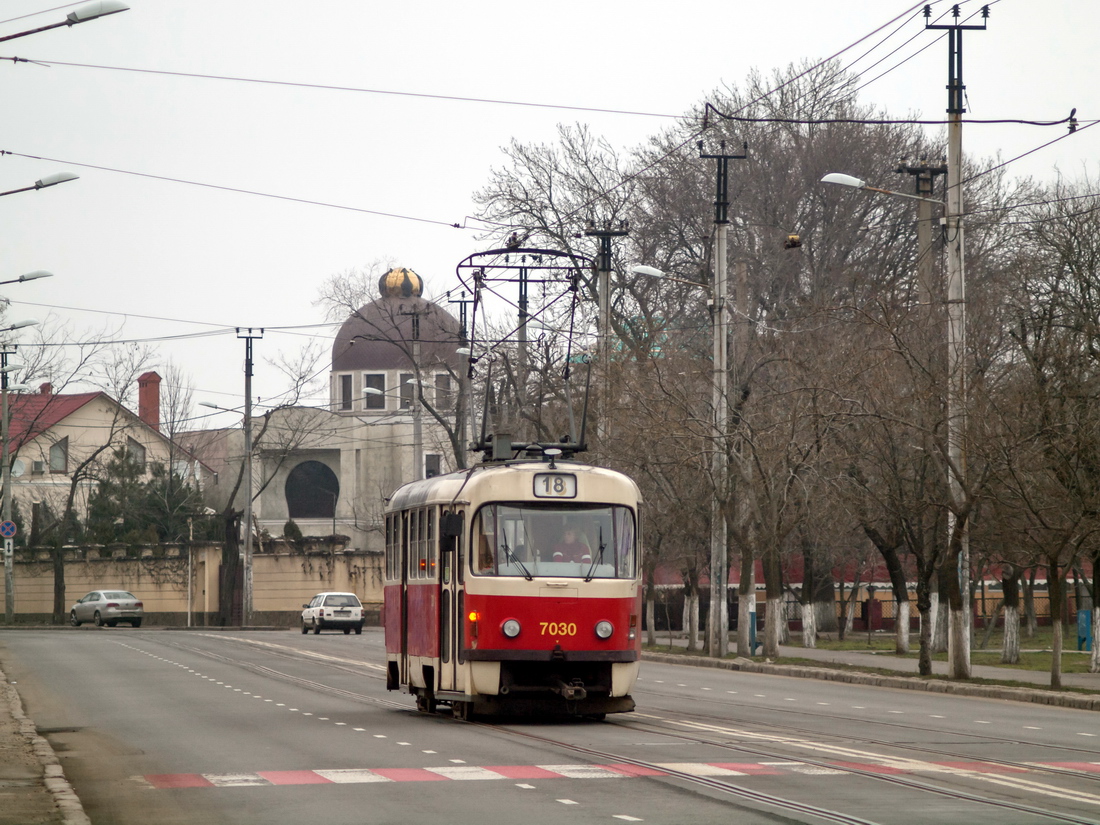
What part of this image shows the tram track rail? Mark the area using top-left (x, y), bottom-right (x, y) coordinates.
top-left (632, 683), bottom-right (1100, 782)
top-left (594, 713), bottom-right (1100, 825)
top-left (137, 635), bottom-right (1100, 825)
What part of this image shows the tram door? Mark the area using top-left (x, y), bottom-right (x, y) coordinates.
top-left (437, 510), bottom-right (464, 693)
top-left (398, 511), bottom-right (410, 686)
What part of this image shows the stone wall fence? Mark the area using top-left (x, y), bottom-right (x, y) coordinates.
top-left (0, 539), bottom-right (384, 627)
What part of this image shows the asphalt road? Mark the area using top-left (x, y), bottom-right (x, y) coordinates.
top-left (3, 628), bottom-right (1099, 825)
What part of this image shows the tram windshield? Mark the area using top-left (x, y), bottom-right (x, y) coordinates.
top-left (472, 503), bottom-right (636, 579)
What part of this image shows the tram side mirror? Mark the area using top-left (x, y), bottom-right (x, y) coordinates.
top-left (441, 512), bottom-right (464, 543)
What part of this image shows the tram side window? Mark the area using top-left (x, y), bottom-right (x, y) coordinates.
top-left (409, 509), bottom-right (420, 579)
top-left (417, 509), bottom-right (428, 578)
top-left (385, 514), bottom-right (396, 580)
top-left (475, 507), bottom-right (497, 574)
top-left (426, 508), bottom-right (437, 577)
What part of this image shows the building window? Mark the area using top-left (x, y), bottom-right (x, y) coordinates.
top-left (49, 437), bottom-right (68, 473)
top-left (400, 373), bottom-right (414, 409)
top-left (339, 374), bottom-right (353, 411)
top-left (364, 373), bottom-right (385, 409)
top-left (127, 437), bottom-right (146, 469)
top-left (425, 454), bottom-right (442, 478)
top-left (434, 373), bottom-right (452, 409)
top-left (285, 460), bottom-right (339, 519)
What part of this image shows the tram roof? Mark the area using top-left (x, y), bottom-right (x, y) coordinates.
top-left (385, 460), bottom-right (640, 512)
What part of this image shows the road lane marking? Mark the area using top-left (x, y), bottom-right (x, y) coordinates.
top-left (140, 760), bottom-right (1100, 790)
top-left (198, 634), bottom-right (386, 672)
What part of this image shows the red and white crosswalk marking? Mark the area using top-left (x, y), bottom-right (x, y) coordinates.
top-left (138, 760), bottom-right (1100, 789)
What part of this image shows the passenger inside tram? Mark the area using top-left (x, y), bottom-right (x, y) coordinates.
top-left (474, 505), bottom-right (630, 578)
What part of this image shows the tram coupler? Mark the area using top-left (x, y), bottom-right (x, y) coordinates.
top-left (554, 678), bottom-right (587, 701)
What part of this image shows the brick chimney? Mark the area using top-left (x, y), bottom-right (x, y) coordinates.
top-left (38, 382), bottom-right (52, 395)
top-left (138, 371), bottom-right (161, 432)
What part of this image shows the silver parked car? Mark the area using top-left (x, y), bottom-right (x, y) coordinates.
top-left (301, 592), bottom-right (364, 634)
top-left (70, 590), bottom-right (144, 627)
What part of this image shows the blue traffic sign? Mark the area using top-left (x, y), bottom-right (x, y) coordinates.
top-left (0, 521), bottom-right (16, 538)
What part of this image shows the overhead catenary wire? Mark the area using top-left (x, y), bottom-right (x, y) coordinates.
top-left (0, 149), bottom-right (467, 230)
top-left (0, 56), bottom-right (685, 122)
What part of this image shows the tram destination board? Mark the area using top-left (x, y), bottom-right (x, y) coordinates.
top-left (532, 473), bottom-right (577, 498)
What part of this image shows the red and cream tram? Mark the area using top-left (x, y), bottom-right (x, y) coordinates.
top-left (383, 451), bottom-right (642, 719)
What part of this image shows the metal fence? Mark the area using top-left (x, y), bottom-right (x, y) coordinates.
top-left (644, 587), bottom-right (1078, 633)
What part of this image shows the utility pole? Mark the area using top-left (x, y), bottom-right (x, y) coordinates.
top-left (897, 158), bottom-right (946, 655)
top-left (399, 308), bottom-right (426, 481)
top-left (926, 2), bottom-right (988, 679)
top-left (699, 139), bottom-right (747, 659)
top-left (896, 159), bottom-right (947, 307)
top-left (238, 327), bottom-right (263, 627)
top-left (447, 288), bottom-right (476, 465)
top-left (2, 345), bottom-right (18, 624)
top-left (583, 221), bottom-right (629, 455)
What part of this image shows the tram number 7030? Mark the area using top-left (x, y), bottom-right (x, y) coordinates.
top-left (540, 621), bottom-right (577, 636)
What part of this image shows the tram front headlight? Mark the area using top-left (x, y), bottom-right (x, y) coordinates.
top-left (595, 620), bottom-right (614, 640)
top-left (502, 618), bottom-right (522, 638)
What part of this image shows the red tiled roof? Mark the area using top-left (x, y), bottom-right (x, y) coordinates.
top-left (6, 391), bottom-right (105, 450)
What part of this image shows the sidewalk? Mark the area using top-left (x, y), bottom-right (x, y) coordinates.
top-left (772, 641), bottom-right (1099, 691)
top-left (643, 633), bottom-right (1100, 710)
top-left (0, 655), bottom-right (91, 825)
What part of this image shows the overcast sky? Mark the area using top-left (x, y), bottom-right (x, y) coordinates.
top-left (0, 0), bottom-right (1095, 427)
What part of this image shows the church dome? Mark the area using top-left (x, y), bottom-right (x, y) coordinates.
top-left (378, 266), bottom-right (423, 299)
top-left (332, 267), bottom-right (461, 372)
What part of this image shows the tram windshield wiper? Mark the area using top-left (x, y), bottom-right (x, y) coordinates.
top-left (584, 526), bottom-right (606, 582)
top-left (502, 537), bottom-right (533, 580)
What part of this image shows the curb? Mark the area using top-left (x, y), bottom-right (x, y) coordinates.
top-left (0, 663), bottom-right (90, 825)
top-left (641, 651), bottom-right (1100, 712)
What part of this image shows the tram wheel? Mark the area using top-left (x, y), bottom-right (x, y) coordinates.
top-left (451, 701), bottom-right (470, 721)
top-left (415, 691), bottom-right (436, 714)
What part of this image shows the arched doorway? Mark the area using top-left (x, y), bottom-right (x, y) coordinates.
top-left (285, 460), bottom-right (339, 519)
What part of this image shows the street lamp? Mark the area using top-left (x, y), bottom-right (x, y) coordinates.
top-left (0, 271), bottom-right (53, 287)
top-left (821, 173), bottom-right (943, 205)
top-left (0, 1), bottom-right (129, 43)
top-left (1, 320), bottom-right (38, 624)
top-left (822, 169), bottom-right (969, 674)
top-left (0, 173), bottom-right (80, 199)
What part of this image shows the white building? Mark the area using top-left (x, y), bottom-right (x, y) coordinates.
top-left (187, 267), bottom-right (463, 554)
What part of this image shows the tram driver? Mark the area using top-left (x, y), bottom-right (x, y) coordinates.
top-left (551, 523), bottom-right (592, 564)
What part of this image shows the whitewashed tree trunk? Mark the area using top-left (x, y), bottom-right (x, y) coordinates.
top-left (765, 596), bottom-right (782, 658)
top-left (948, 606), bottom-right (971, 679)
top-left (895, 601), bottom-right (910, 655)
top-left (801, 602), bottom-right (817, 648)
top-left (1002, 604), bottom-right (1020, 664)
top-left (927, 592), bottom-right (939, 649)
top-left (1091, 608), bottom-right (1099, 673)
top-left (737, 567), bottom-right (756, 657)
top-left (844, 600), bottom-right (855, 637)
top-left (684, 594), bottom-right (700, 651)
top-left (932, 595), bottom-right (949, 653)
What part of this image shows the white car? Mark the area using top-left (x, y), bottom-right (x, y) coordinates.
top-left (69, 590), bottom-right (144, 628)
top-left (301, 592), bottom-right (364, 635)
